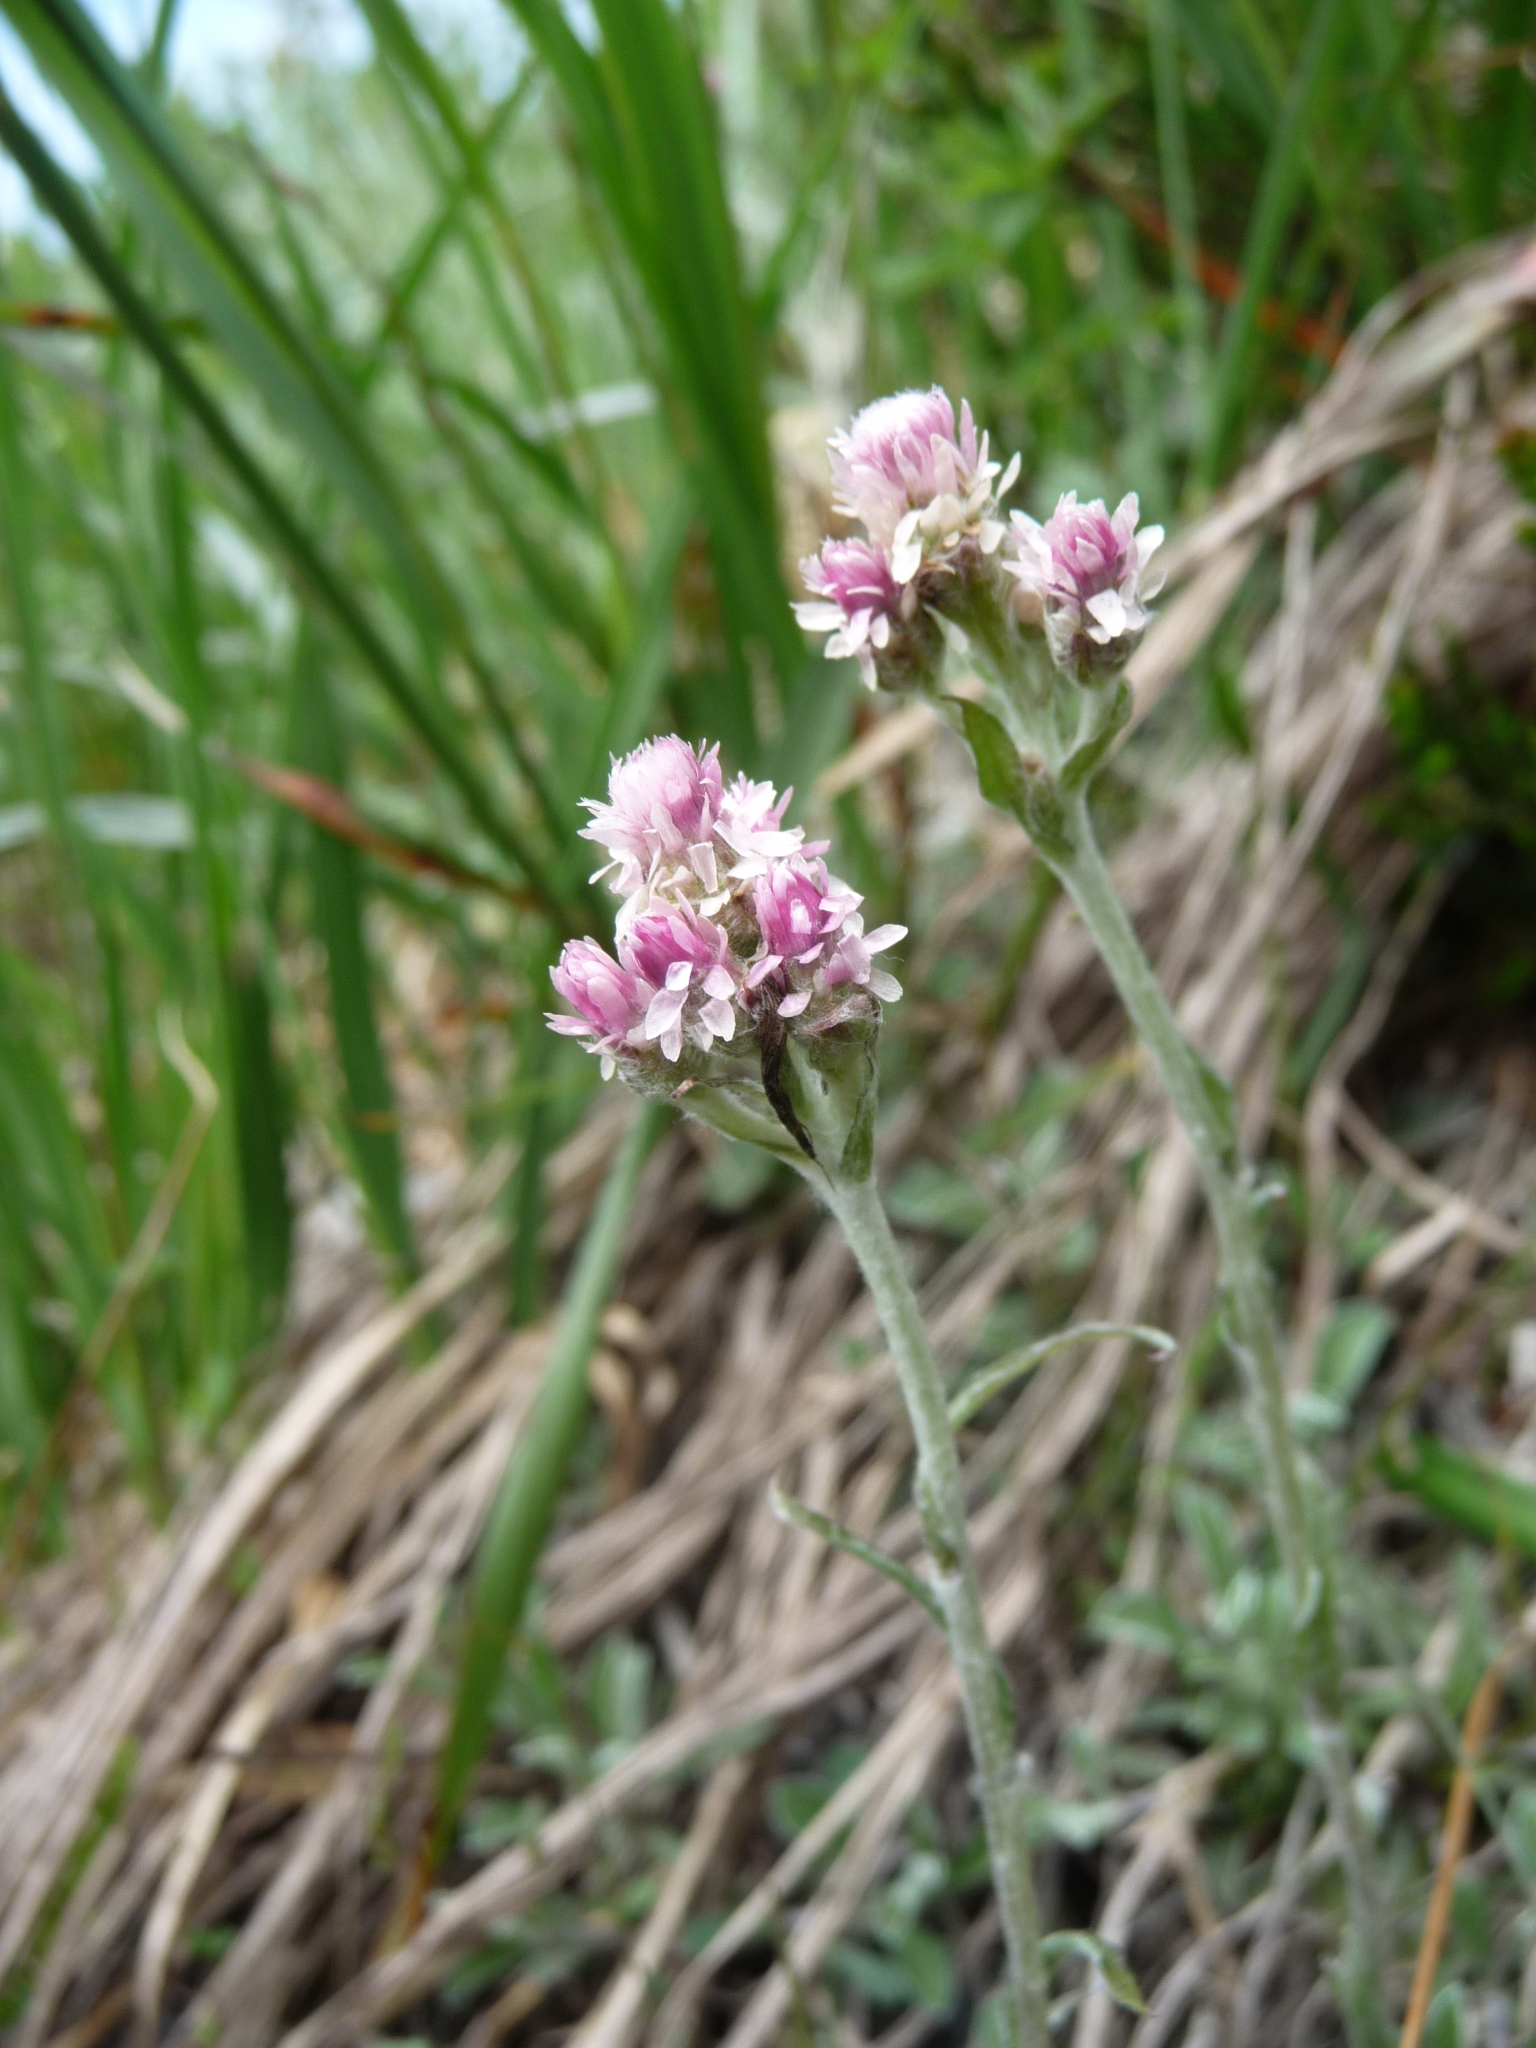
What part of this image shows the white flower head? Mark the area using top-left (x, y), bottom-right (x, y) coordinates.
top-left (829, 387), bottom-right (1019, 590)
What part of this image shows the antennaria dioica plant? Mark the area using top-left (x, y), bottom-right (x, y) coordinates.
top-left (795, 388), bottom-right (1383, 2014)
top-left (547, 733), bottom-right (1147, 2022)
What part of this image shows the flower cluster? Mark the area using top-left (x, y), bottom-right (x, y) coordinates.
top-left (794, 388), bottom-right (1017, 690)
top-left (794, 386), bottom-right (1162, 690)
top-left (549, 740), bottom-right (905, 1081)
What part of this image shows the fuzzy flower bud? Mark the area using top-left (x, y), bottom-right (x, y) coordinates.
top-left (715, 772), bottom-right (820, 879)
top-left (829, 388), bottom-right (1019, 592)
top-left (792, 538), bottom-right (946, 692)
top-left (747, 856), bottom-right (906, 1021)
top-left (546, 939), bottom-right (652, 1078)
top-left (618, 906), bottom-right (741, 1063)
top-left (1007, 491), bottom-right (1165, 681)
top-left (550, 738), bottom-right (909, 1167)
top-left (793, 539), bottom-right (905, 691)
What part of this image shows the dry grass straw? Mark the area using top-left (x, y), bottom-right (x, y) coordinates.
top-left (4, 233), bottom-right (1536, 2047)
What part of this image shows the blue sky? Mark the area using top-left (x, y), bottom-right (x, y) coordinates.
top-left (0, 0), bottom-right (528, 238)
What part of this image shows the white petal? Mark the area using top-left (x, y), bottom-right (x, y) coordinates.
top-left (1085, 588), bottom-right (1127, 637)
top-left (870, 613), bottom-right (891, 648)
top-left (645, 988), bottom-right (687, 1041)
top-left (862, 923), bottom-right (907, 953)
top-left (699, 997), bottom-right (736, 1041)
top-left (664, 959), bottom-right (693, 992)
top-left (891, 540), bottom-right (923, 584)
top-left (546, 1013), bottom-right (594, 1038)
top-left (689, 841), bottom-right (719, 892)
top-left (778, 989), bottom-right (813, 1018)
top-left (997, 451), bottom-right (1021, 496)
top-left (747, 954), bottom-right (782, 987)
top-left (1135, 523), bottom-right (1165, 565)
top-left (978, 519), bottom-right (1006, 555)
top-left (793, 601), bottom-right (848, 632)
top-left (868, 970), bottom-right (903, 1002)
top-left (702, 964), bottom-right (735, 1001)
top-left (659, 1018), bottom-right (684, 1061)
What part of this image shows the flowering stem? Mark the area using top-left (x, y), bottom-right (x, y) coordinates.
top-left (1046, 789), bottom-right (1380, 1965)
top-left (821, 1168), bottom-right (1050, 2048)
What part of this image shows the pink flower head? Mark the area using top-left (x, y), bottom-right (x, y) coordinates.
top-left (829, 388), bottom-right (1018, 587)
top-left (748, 857), bottom-right (906, 1018)
top-left (618, 906), bottom-right (740, 1063)
top-left (715, 772), bottom-right (825, 880)
top-left (547, 939), bottom-right (652, 1077)
top-left (793, 539), bottom-right (906, 691)
top-left (580, 736), bottom-right (724, 903)
top-left (1007, 491), bottom-right (1165, 676)
top-left (822, 919), bottom-right (906, 1006)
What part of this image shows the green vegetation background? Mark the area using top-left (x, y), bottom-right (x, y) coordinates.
top-left (0, 0), bottom-right (1530, 1559)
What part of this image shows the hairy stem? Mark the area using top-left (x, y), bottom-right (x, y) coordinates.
top-left (822, 1170), bottom-right (1049, 2047)
top-left (1048, 790), bottom-right (1379, 1968)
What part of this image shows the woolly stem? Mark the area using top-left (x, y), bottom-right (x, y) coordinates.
top-left (821, 1169), bottom-right (1049, 2047)
top-left (1045, 789), bottom-right (1380, 1974)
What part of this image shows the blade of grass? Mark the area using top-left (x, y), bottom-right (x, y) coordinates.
top-left (505, 0), bottom-right (815, 770)
top-left (4, 0), bottom-right (446, 628)
top-left (431, 1098), bottom-right (666, 1862)
top-left (221, 749), bottom-right (536, 907)
top-left (291, 637), bottom-right (416, 1280)
top-left (1145, 0), bottom-right (1209, 408)
top-left (0, 1009), bottom-right (218, 1608)
top-left (7, 5), bottom-right (573, 871)
top-left (1200, 0), bottom-right (1349, 484)
top-left (0, 83), bottom-right (574, 923)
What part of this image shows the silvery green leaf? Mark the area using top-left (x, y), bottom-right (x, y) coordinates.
top-left (1040, 1931), bottom-right (1145, 2012)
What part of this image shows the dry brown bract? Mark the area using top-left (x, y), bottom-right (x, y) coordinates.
top-left (5, 234), bottom-right (1536, 2048)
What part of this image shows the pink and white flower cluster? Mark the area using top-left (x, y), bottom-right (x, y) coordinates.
top-left (794, 388), bottom-right (1018, 689)
top-left (1007, 490), bottom-right (1165, 677)
top-left (549, 739), bottom-right (906, 1078)
top-left (795, 386), bottom-right (1163, 689)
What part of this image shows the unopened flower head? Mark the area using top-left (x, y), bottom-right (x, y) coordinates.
top-left (546, 938), bottom-right (652, 1078)
top-left (748, 856), bottom-right (905, 1020)
top-left (794, 538), bottom-right (915, 691)
top-left (618, 906), bottom-right (740, 1063)
top-left (715, 771), bottom-right (821, 879)
top-left (829, 387), bottom-right (1018, 591)
top-left (1008, 491), bottom-right (1165, 681)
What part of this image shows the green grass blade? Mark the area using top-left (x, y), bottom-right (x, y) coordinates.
top-left (4, 0), bottom-right (444, 626)
top-left (1200, 0), bottom-right (1349, 484)
top-left (225, 945), bottom-right (293, 1339)
top-left (506, 0), bottom-right (816, 770)
top-left (292, 644), bottom-right (416, 1278)
top-left (432, 1099), bottom-right (666, 1859)
top-left (0, 83), bottom-right (572, 922)
top-left (1145, 0), bottom-right (1209, 405)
